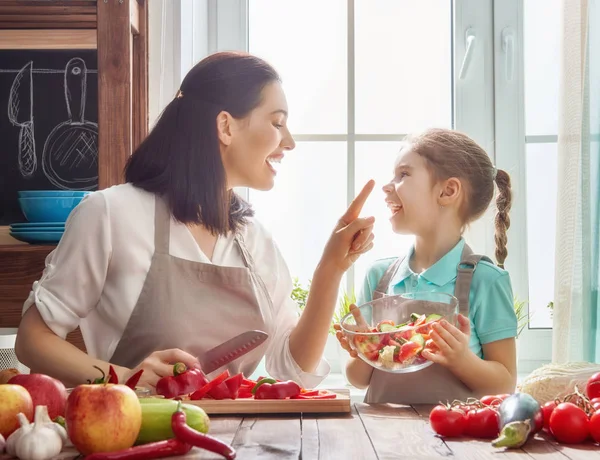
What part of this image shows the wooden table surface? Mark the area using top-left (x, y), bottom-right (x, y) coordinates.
top-left (15, 403), bottom-right (600, 460)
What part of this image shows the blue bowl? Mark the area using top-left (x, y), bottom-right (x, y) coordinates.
top-left (10, 231), bottom-right (63, 244)
top-left (18, 190), bottom-right (90, 198)
top-left (10, 222), bottom-right (65, 228)
top-left (10, 227), bottom-right (65, 233)
top-left (18, 197), bottom-right (83, 223)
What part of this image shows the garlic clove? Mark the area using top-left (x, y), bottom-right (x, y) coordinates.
top-left (0, 433), bottom-right (5, 454)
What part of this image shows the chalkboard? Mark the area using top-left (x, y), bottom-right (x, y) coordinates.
top-left (0, 50), bottom-right (98, 225)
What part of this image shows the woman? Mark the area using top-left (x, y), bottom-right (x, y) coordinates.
top-left (15, 52), bottom-right (375, 391)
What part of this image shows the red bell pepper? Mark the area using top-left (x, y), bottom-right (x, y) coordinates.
top-left (207, 382), bottom-right (231, 400)
top-left (238, 387), bottom-right (253, 399)
top-left (254, 380), bottom-right (301, 400)
top-left (156, 363), bottom-right (209, 398)
top-left (124, 369), bottom-right (144, 389)
top-left (189, 370), bottom-right (230, 400)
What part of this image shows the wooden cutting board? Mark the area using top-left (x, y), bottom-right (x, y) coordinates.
top-left (184, 389), bottom-right (351, 415)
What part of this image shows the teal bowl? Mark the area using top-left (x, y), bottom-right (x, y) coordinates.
top-left (18, 197), bottom-right (83, 223)
top-left (18, 190), bottom-right (90, 198)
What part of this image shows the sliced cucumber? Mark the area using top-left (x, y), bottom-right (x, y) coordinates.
top-left (379, 323), bottom-right (397, 333)
top-left (425, 313), bottom-right (443, 323)
top-left (410, 333), bottom-right (425, 349)
top-left (410, 312), bottom-right (421, 322)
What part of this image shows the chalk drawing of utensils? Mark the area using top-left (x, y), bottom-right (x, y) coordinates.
top-left (42, 57), bottom-right (98, 190)
top-left (8, 61), bottom-right (37, 178)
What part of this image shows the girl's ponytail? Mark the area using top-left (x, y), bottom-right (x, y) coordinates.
top-left (494, 169), bottom-right (512, 268)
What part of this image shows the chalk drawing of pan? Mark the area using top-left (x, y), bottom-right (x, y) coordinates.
top-left (42, 57), bottom-right (98, 190)
top-left (8, 61), bottom-right (37, 178)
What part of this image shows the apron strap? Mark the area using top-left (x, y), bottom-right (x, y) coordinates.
top-left (234, 232), bottom-right (275, 313)
top-left (373, 256), bottom-right (405, 298)
top-left (154, 195), bottom-right (171, 254)
top-left (454, 244), bottom-right (493, 314)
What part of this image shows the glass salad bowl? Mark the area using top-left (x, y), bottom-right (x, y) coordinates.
top-left (340, 292), bottom-right (459, 373)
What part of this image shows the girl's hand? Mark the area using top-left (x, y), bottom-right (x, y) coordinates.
top-left (421, 314), bottom-right (472, 369)
top-left (333, 304), bottom-right (370, 358)
top-left (320, 180), bottom-right (376, 274)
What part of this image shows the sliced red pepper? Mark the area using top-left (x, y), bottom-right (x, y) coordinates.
top-left (242, 378), bottom-right (256, 387)
top-left (224, 373), bottom-right (244, 400)
top-left (190, 370), bottom-right (230, 400)
top-left (124, 369), bottom-right (144, 389)
top-left (237, 388), bottom-right (253, 399)
top-left (207, 382), bottom-right (231, 400)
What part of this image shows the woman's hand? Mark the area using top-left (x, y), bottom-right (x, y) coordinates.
top-left (320, 180), bottom-right (376, 274)
top-left (421, 314), bottom-right (472, 369)
top-left (122, 348), bottom-right (200, 391)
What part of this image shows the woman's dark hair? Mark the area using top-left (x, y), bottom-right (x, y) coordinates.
top-left (124, 51), bottom-right (281, 235)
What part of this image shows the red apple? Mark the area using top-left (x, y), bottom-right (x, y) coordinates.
top-left (0, 384), bottom-right (33, 438)
top-left (66, 383), bottom-right (142, 455)
top-left (8, 373), bottom-right (67, 420)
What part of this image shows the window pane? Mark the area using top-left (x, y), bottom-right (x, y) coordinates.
top-left (248, 0), bottom-right (347, 134)
top-left (248, 142), bottom-right (347, 287)
top-left (526, 143), bottom-right (557, 328)
top-left (354, 0), bottom-right (452, 134)
top-left (353, 142), bottom-right (415, 297)
top-left (524, 0), bottom-right (561, 135)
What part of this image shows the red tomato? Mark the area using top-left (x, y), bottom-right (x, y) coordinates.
top-left (593, 402), bottom-right (600, 412)
top-left (587, 373), bottom-right (600, 400)
top-left (542, 401), bottom-right (557, 431)
top-left (429, 405), bottom-right (467, 437)
top-left (590, 410), bottom-right (600, 444)
top-left (549, 402), bottom-right (589, 444)
top-left (480, 395), bottom-right (507, 407)
top-left (465, 407), bottom-right (500, 438)
top-left (495, 394), bottom-right (511, 402)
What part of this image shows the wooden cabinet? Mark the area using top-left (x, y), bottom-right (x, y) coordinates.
top-left (0, 0), bottom-right (149, 350)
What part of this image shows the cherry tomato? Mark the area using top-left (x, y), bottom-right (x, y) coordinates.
top-left (587, 373), bottom-right (600, 400)
top-left (590, 410), bottom-right (600, 444)
top-left (591, 397), bottom-right (600, 412)
top-left (465, 407), bottom-right (500, 438)
top-left (480, 394), bottom-right (509, 407)
top-left (542, 401), bottom-right (557, 431)
top-left (549, 402), bottom-right (589, 444)
top-left (429, 405), bottom-right (467, 437)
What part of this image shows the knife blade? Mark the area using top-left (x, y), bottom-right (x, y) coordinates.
top-left (199, 330), bottom-right (268, 374)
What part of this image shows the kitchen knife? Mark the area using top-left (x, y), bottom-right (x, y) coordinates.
top-left (199, 330), bottom-right (268, 374)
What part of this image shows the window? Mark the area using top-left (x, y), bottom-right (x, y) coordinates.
top-left (523, 0), bottom-right (560, 329)
top-left (247, 0), bottom-right (453, 294)
top-left (167, 0), bottom-right (556, 372)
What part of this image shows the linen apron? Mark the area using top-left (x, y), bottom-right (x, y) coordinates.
top-left (110, 196), bottom-right (272, 379)
top-left (364, 244), bottom-right (492, 404)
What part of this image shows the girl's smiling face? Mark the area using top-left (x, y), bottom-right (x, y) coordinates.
top-left (382, 146), bottom-right (445, 235)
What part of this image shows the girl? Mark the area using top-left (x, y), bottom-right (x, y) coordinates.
top-left (335, 128), bottom-right (518, 404)
top-left (15, 52), bottom-right (376, 391)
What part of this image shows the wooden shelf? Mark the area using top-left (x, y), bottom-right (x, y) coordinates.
top-left (0, 29), bottom-right (97, 49)
top-left (0, 0), bottom-right (148, 352)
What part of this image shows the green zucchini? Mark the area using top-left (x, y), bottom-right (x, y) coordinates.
top-left (137, 398), bottom-right (210, 444)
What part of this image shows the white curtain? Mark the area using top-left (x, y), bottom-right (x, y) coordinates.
top-left (553, 0), bottom-right (600, 362)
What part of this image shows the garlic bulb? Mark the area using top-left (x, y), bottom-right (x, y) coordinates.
top-left (6, 413), bottom-right (32, 457)
top-left (15, 405), bottom-right (63, 460)
top-left (35, 406), bottom-right (68, 445)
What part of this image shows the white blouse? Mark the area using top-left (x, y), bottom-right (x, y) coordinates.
top-left (23, 183), bottom-right (329, 388)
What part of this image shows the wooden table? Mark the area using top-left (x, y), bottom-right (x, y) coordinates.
top-left (30, 403), bottom-right (600, 460)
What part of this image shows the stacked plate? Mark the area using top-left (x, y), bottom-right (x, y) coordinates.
top-left (10, 190), bottom-right (90, 244)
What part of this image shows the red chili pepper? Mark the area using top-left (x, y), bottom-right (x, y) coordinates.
top-left (156, 363), bottom-right (210, 398)
top-left (124, 369), bottom-right (144, 389)
top-left (83, 438), bottom-right (191, 460)
top-left (254, 380), bottom-right (301, 400)
top-left (189, 370), bottom-right (230, 400)
top-left (171, 402), bottom-right (236, 459)
top-left (108, 365), bottom-right (119, 384)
